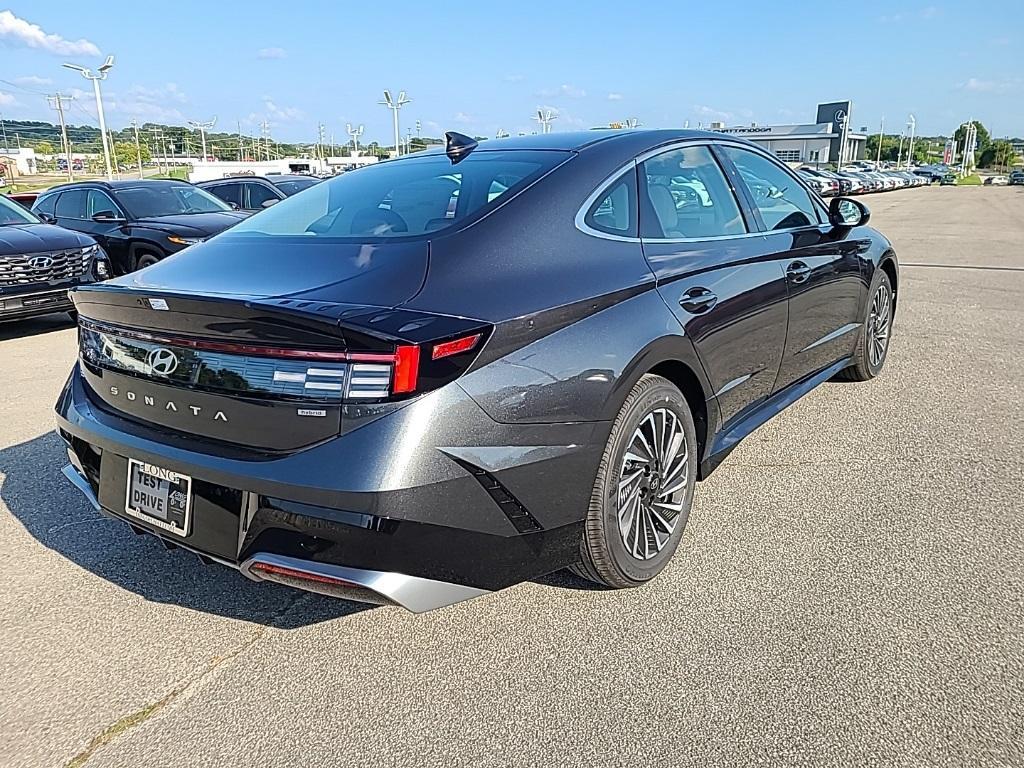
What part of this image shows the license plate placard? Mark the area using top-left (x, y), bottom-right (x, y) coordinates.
top-left (124, 459), bottom-right (192, 536)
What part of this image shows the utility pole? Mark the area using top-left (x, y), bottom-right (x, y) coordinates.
top-left (237, 121), bottom-right (243, 161)
top-left (875, 116), bottom-right (884, 167)
top-left (130, 119), bottom-right (144, 178)
top-left (896, 128), bottom-right (906, 169)
top-left (380, 91), bottom-right (410, 157)
top-left (47, 93), bottom-right (75, 181)
top-left (260, 120), bottom-right (271, 161)
top-left (317, 122), bottom-right (326, 162)
top-left (0, 113), bottom-right (8, 151)
top-left (188, 118), bottom-right (216, 163)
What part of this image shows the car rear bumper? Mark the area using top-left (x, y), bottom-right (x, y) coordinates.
top-left (55, 364), bottom-right (600, 611)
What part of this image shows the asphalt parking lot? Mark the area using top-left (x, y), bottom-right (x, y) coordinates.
top-left (2, 186), bottom-right (1022, 768)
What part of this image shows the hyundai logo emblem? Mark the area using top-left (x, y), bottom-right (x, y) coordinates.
top-left (146, 347), bottom-right (179, 375)
top-left (29, 256), bottom-right (54, 269)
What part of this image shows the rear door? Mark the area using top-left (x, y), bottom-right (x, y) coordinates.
top-left (639, 143), bottom-right (790, 426)
top-left (718, 146), bottom-right (865, 392)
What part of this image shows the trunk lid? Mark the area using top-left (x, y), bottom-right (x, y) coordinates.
top-left (71, 238), bottom-right (429, 452)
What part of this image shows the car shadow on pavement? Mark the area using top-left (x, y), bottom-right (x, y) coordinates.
top-left (0, 431), bottom-right (373, 628)
top-left (0, 314), bottom-right (77, 342)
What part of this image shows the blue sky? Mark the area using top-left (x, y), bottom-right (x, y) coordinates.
top-left (1, 2), bottom-right (1021, 145)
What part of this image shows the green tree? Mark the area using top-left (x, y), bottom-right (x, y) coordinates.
top-left (34, 140), bottom-right (56, 155)
top-left (113, 140), bottom-right (150, 170)
top-left (978, 139), bottom-right (1018, 169)
top-left (864, 134), bottom-right (930, 164)
top-left (953, 121), bottom-right (991, 162)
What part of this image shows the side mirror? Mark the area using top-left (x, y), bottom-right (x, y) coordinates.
top-left (260, 198), bottom-right (279, 208)
top-left (228, 201), bottom-right (239, 210)
top-left (92, 211), bottom-right (125, 223)
top-left (829, 197), bottom-right (869, 228)
top-left (38, 213), bottom-right (57, 224)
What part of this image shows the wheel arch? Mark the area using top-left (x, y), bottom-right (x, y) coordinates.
top-left (609, 335), bottom-right (717, 476)
top-left (878, 251), bottom-right (899, 315)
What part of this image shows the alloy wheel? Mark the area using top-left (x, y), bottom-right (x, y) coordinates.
top-left (617, 407), bottom-right (689, 561)
top-left (868, 285), bottom-right (891, 367)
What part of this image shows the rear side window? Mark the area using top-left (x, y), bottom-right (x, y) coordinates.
top-left (223, 150), bottom-right (568, 240)
top-left (721, 147), bottom-right (820, 230)
top-left (55, 189), bottom-right (88, 219)
top-left (640, 145), bottom-right (746, 239)
top-left (244, 182), bottom-right (280, 209)
top-left (207, 182), bottom-right (242, 207)
top-left (584, 170), bottom-right (636, 237)
top-left (33, 193), bottom-right (57, 217)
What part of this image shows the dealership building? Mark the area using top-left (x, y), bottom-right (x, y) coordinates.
top-left (712, 102), bottom-right (867, 166)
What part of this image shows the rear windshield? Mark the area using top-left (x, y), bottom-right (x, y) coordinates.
top-left (222, 150), bottom-right (568, 240)
top-left (274, 178), bottom-right (320, 196)
top-left (116, 184), bottom-right (231, 218)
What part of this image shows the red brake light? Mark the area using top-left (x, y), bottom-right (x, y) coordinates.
top-left (392, 344), bottom-right (421, 394)
top-left (432, 333), bottom-right (482, 360)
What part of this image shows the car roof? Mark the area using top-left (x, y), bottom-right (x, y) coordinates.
top-left (421, 129), bottom-right (752, 154)
top-left (41, 178), bottom-right (193, 194)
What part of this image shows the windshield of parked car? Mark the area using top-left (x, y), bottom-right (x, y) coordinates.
top-left (0, 194), bottom-right (39, 225)
top-left (114, 184), bottom-right (232, 218)
top-left (222, 150), bottom-right (568, 240)
top-left (274, 177), bottom-right (320, 196)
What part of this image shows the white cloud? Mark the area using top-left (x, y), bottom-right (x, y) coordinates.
top-left (537, 84), bottom-right (586, 99)
top-left (503, 74), bottom-right (524, 83)
top-left (14, 74), bottom-right (52, 86)
top-left (257, 47), bottom-right (287, 59)
top-left (607, 92), bottom-right (623, 101)
top-left (958, 77), bottom-right (1018, 93)
top-left (0, 91), bottom-right (16, 106)
top-left (260, 97), bottom-right (304, 122)
top-left (453, 111), bottom-right (476, 125)
top-left (693, 104), bottom-right (734, 123)
top-left (102, 83), bottom-right (189, 122)
top-left (0, 10), bottom-right (100, 56)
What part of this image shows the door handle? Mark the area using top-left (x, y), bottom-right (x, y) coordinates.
top-left (787, 261), bottom-right (811, 283)
top-left (679, 287), bottom-right (718, 314)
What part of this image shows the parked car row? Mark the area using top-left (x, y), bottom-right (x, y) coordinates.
top-left (797, 166), bottom-right (931, 197)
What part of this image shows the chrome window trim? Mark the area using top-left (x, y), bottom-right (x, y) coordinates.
top-left (574, 136), bottom-right (838, 245)
top-left (576, 138), bottom-right (761, 245)
top-left (574, 162), bottom-right (640, 242)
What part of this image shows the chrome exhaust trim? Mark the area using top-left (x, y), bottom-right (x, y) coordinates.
top-left (241, 553), bottom-right (490, 613)
top-left (61, 464), bottom-right (100, 512)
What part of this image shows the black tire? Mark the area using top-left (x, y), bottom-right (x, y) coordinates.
top-left (836, 270), bottom-right (894, 382)
top-left (573, 374), bottom-right (698, 588)
top-left (134, 251), bottom-right (161, 271)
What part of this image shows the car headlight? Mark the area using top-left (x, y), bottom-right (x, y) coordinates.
top-left (167, 235), bottom-right (205, 246)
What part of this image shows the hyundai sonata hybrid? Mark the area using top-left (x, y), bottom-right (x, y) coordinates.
top-left (56, 130), bottom-right (898, 612)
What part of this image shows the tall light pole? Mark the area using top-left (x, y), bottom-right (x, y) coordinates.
top-left (379, 90), bottom-right (410, 157)
top-left (63, 55), bottom-right (115, 179)
top-left (188, 117), bottom-right (216, 162)
top-left (875, 116), bottom-right (884, 167)
top-left (905, 114), bottom-right (916, 170)
top-left (346, 123), bottom-right (363, 155)
top-left (896, 128), bottom-right (906, 169)
top-left (533, 108), bottom-right (557, 134)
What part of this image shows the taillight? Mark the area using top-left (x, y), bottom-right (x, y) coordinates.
top-left (392, 345), bottom-right (421, 394)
